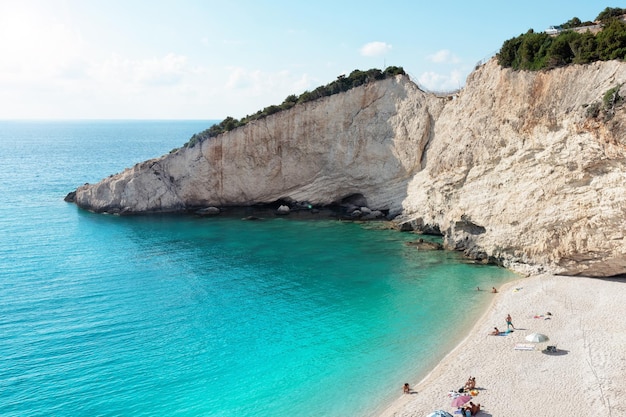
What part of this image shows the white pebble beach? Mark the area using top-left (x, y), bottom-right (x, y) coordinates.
top-left (378, 274), bottom-right (626, 417)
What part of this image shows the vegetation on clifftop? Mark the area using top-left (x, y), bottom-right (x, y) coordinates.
top-left (183, 66), bottom-right (406, 148)
top-left (182, 7), bottom-right (626, 150)
top-left (497, 7), bottom-right (626, 70)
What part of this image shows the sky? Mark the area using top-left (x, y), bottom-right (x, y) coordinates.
top-left (0, 1), bottom-right (609, 119)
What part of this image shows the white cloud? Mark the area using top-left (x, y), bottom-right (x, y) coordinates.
top-left (132, 54), bottom-right (188, 85)
top-left (225, 67), bottom-right (257, 90)
top-left (427, 49), bottom-right (461, 64)
top-left (1, 3), bottom-right (406, 119)
top-left (417, 69), bottom-right (465, 92)
top-left (360, 41), bottom-right (392, 57)
top-left (0, 3), bottom-right (198, 118)
top-left (0, 3), bottom-right (88, 82)
top-left (225, 67), bottom-right (315, 96)
top-left (88, 53), bottom-right (188, 88)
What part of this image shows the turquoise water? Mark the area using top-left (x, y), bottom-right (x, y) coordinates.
top-left (0, 121), bottom-right (517, 417)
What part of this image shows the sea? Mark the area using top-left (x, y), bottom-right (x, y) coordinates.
top-left (0, 120), bottom-right (518, 417)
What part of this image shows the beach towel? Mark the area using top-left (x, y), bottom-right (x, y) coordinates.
top-left (514, 343), bottom-right (535, 351)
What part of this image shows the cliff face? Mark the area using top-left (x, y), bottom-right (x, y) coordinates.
top-left (73, 76), bottom-right (443, 216)
top-left (71, 60), bottom-right (626, 277)
top-left (401, 60), bottom-right (626, 277)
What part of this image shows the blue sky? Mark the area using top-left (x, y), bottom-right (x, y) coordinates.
top-left (0, 1), bottom-right (608, 119)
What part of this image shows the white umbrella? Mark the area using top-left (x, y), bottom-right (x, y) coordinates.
top-left (526, 332), bottom-right (549, 343)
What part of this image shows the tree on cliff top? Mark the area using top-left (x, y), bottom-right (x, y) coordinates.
top-left (596, 7), bottom-right (626, 23)
top-left (183, 66), bottom-right (406, 148)
top-left (497, 7), bottom-right (626, 71)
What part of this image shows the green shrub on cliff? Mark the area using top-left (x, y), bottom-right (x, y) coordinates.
top-left (183, 66), bottom-right (406, 147)
top-left (597, 7), bottom-right (626, 23)
top-left (603, 84), bottom-right (623, 112)
top-left (497, 7), bottom-right (626, 70)
top-left (584, 84), bottom-right (624, 119)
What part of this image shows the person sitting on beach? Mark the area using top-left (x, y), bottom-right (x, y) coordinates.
top-left (463, 376), bottom-right (475, 391)
top-left (491, 286), bottom-right (498, 293)
top-left (490, 327), bottom-right (500, 335)
top-left (403, 383), bottom-right (410, 394)
top-left (469, 401), bottom-right (481, 415)
top-left (462, 406), bottom-right (472, 417)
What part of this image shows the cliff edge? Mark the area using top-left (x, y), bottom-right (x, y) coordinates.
top-left (71, 75), bottom-right (442, 217)
top-left (401, 59), bottom-right (626, 277)
top-left (68, 59), bottom-right (626, 277)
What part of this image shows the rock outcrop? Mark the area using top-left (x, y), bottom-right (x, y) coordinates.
top-left (71, 75), bottom-right (442, 216)
top-left (68, 59), bottom-right (626, 277)
top-left (398, 60), bottom-right (626, 277)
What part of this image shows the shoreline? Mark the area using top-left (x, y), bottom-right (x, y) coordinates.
top-left (378, 273), bottom-right (626, 417)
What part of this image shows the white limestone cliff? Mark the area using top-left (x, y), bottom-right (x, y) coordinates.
top-left (399, 59), bottom-right (626, 277)
top-left (73, 75), bottom-right (442, 216)
top-left (70, 59), bottom-right (626, 277)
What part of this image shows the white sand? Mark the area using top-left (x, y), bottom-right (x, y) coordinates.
top-left (378, 274), bottom-right (626, 417)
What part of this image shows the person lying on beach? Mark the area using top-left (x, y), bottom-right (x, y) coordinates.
top-left (490, 327), bottom-right (500, 335)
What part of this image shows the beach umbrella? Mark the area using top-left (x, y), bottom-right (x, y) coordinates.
top-left (425, 411), bottom-right (454, 417)
top-left (525, 332), bottom-right (549, 343)
top-left (451, 395), bottom-right (472, 408)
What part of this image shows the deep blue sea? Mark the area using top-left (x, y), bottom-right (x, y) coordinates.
top-left (0, 121), bottom-right (517, 417)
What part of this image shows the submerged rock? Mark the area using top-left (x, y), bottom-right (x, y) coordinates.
top-left (196, 207), bottom-right (221, 216)
top-left (406, 239), bottom-right (443, 251)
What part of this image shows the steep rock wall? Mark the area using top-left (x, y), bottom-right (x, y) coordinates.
top-left (73, 76), bottom-right (443, 215)
top-left (71, 60), bottom-right (626, 277)
top-left (400, 60), bottom-right (626, 277)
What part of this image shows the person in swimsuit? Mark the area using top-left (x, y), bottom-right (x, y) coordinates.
top-left (463, 376), bottom-right (472, 391)
top-left (506, 313), bottom-right (515, 330)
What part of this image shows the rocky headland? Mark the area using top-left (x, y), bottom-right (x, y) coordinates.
top-left (67, 58), bottom-right (626, 278)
